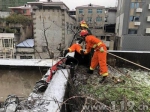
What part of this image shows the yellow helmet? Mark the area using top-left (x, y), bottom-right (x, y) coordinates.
top-left (81, 23), bottom-right (89, 29)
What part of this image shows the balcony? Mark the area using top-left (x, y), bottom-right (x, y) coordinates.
top-left (134, 22), bottom-right (141, 26)
top-left (146, 28), bottom-right (150, 33)
top-left (147, 16), bottom-right (150, 22)
top-left (136, 8), bottom-right (142, 12)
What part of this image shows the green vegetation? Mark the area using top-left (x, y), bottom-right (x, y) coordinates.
top-left (0, 14), bottom-right (32, 33)
top-left (75, 67), bottom-right (150, 111)
top-left (5, 14), bottom-right (32, 25)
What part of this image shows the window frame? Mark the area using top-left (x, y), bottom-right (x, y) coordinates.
top-left (128, 29), bottom-right (138, 34)
top-left (88, 9), bottom-right (92, 13)
top-left (96, 17), bottom-right (102, 22)
top-left (79, 9), bottom-right (83, 14)
top-left (97, 9), bottom-right (102, 13)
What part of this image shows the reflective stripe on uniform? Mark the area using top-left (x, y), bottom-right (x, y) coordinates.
top-left (101, 73), bottom-right (108, 76)
top-left (92, 44), bottom-right (97, 48)
top-left (92, 42), bottom-right (102, 48)
top-left (90, 67), bottom-right (94, 70)
top-left (97, 42), bottom-right (102, 46)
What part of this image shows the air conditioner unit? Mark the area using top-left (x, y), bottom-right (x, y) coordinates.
top-left (147, 16), bottom-right (150, 22)
top-left (136, 8), bottom-right (142, 12)
top-left (134, 22), bottom-right (141, 26)
top-left (149, 4), bottom-right (150, 9)
top-left (146, 28), bottom-right (150, 33)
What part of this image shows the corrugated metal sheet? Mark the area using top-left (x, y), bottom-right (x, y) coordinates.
top-left (16, 39), bottom-right (34, 48)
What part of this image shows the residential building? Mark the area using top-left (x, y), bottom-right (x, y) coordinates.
top-left (16, 39), bottom-right (34, 59)
top-left (0, 0), bottom-right (35, 11)
top-left (28, 1), bottom-right (76, 59)
top-left (116, 0), bottom-right (150, 51)
top-left (105, 7), bottom-right (117, 33)
top-left (76, 4), bottom-right (105, 37)
top-left (8, 5), bottom-right (33, 46)
top-left (0, 33), bottom-right (14, 58)
top-left (9, 5), bottom-right (32, 18)
top-left (0, 12), bottom-right (10, 18)
top-left (104, 7), bottom-right (117, 50)
top-left (76, 4), bottom-right (116, 50)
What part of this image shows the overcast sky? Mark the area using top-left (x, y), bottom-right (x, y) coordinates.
top-left (40, 0), bottom-right (117, 10)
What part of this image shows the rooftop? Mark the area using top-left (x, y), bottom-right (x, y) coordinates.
top-left (76, 3), bottom-right (105, 8)
top-left (16, 39), bottom-right (34, 48)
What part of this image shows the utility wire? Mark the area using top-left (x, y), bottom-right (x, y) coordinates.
top-left (108, 52), bottom-right (150, 71)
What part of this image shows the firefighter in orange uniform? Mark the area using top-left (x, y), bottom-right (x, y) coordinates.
top-left (63, 43), bottom-right (84, 57)
top-left (80, 30), bottom-right (109, 83)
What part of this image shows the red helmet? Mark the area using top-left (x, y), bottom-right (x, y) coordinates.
top-left (80, 30), bottom-right (88, 37)
top-left (80, 20), bottom-right (86, 24)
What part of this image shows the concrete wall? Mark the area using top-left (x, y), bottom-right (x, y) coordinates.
top-left (107, 11), bottom-right (117, 24)
top-left (0, 66), bottom-right (43, 102)
top-left (122, 35), bottom-right (150, 51)
top-left (16, 47), bottom-right (34, 59)
top-left (13, 25), bottom-right (33, 45)
top-left (33, 8), bottom-right (75, 59)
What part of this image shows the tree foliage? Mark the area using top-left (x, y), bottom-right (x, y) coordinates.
top-left (5, 14), bottom-right (32, 25)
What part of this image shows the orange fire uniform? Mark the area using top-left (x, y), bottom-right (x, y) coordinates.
top-left (84, 35), bottom-right (108, 76)
top-left (68, 43), bottom-right (82, 54)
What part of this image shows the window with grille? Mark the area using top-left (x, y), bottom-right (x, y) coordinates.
top-left (78, 17), bottom-right (83, 22)
top-left (130, 2), bottom-right (139, 8)
top-left (79, 9), bottom-right (83, 14)
top-left (97, 9), bottom-right (102, 13)
top-left (96, 17), bottom-right (102, 22)
top-left (20, 56), bottom-right (32, 59)
top-left (88, 9), bottom-right (92, 13)
top-left (2, 39), bottom-right (13, 47)
top-left (87, 17), bottom-right (92, 22)
top-left (128, 29), bottom-right (137, 34)
top-left (129, 16), bottom-right (140, 21)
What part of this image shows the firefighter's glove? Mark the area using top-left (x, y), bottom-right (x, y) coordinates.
top-left (100, 47), bottom-right (104, 52)
top-left (64, 49), bottom-right (69, 57)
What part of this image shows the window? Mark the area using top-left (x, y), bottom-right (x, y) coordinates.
top-left (129, 16), bottom-right (140, 21)
top-left (130, 2), bottom-right (139, 8)
top-left (131, 3), bottom-right (135, 8)
top-left (87, 17), bottom-right (92, 22)
top-left (78, 17), bottom-right (83, 22)
top-left (66, 22), bottom-right (69, 29)
top-left (128, 29), bottom-right (137, 34)
top-left (20, 56), bottom-right (32, 59)
top-left (101, 36), bottom-right (105, 40)
top-left (106, 36), bottom-right (110, 41)
top-left (135, 3), bottom-right (139, 8)
top-left (79, 9), bottom-right (83, 14)
top-left (97, 9), bottom-right (102, 13)
top-left (130, 16), bottom-right (134, 21)
top-left (88, 9), bottom-right (92, 13)
top-left (96, 17), bottom-right (102, 22)
top-left (23, 9), bottom-right (26, 14)
top-left (2, 39), bottom-right (13, 47)
top-left (134, 16), bottom-right (140, 21)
